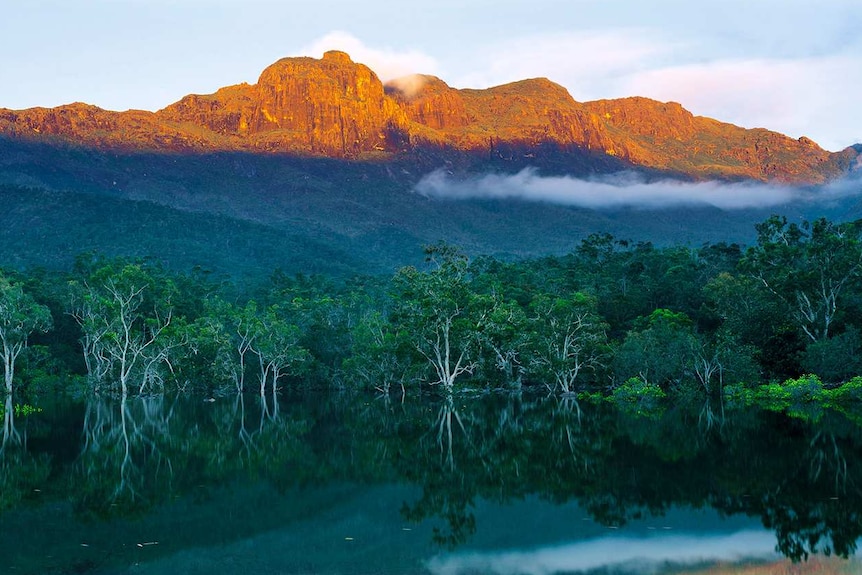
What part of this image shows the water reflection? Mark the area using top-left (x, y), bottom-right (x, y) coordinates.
top-left (428, 531), bottom-right (779, 575)
top-left (0, 390), bottom-right (861, 573)
top-left (0, 395), bottom-right (51, 515)
top-left (74, 395), bottom-right (184, 520)
top-left (2, 394), bottom-right (21, 451)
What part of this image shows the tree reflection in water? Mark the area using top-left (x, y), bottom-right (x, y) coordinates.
top-left (75, 395), bottom-right (178, 517)
top-left (0, 395), bottom-right (51, 514)
top-left (0, 390), bottom-right (861, 569)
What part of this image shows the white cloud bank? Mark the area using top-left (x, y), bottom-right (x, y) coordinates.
top-left (427, 530), bottom-right (778, 575)
top-left (297, 31), bottom-right (440, 82)
top-left (415, 168), bottom-right (807, 210)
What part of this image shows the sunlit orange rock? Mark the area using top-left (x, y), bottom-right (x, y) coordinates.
top-left (0, 52), bottom-right (857, 184)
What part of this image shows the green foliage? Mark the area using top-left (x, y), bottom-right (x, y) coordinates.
top-left (342, 311), bottom-right (415, 394)
top-left (12, 403), bottom-right (42, 417)
top-left (2, 215), bottom-right (862, 400)
top-left (609, 376), bottom-right (667, 417)
top-left (0, 272), bottom-right (53, 393)
top-left (525, 292), bottom-right (609, 393)
top-left (474, 294), bottom-right (529, 387)
top-left (827, 376), bottom-right (862, 405)
top-left (614, 309), bottom-right (698, 390)
top-left (801, 328), bottom-right (862, 384)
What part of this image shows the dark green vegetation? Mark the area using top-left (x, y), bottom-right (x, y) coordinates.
top-left (4, 137), bottom-right (861, 284)
top-left (2, 391), bottom-right (862, 573)
top-left (2, 215), bottom-right (862, 405)
top-left (2, 200), bottom-right (862, 570)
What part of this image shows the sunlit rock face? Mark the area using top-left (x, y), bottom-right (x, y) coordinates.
top-left (0, 51), bottom-right (858, 182)
top-left (160, 50), bottom-right (409, 156)
top-left (583, 97), bottom-right (852, 183)
top-left (386, 75), bottom-right (470, 131)
top-left (245, 50), bottom-right (408, 155)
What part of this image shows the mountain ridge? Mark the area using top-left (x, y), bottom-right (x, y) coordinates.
top-left (1, 50), bottom-right (857, 184)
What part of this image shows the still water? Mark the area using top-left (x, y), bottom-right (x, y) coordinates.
top-left (1, 390), bottom-right (861, 574)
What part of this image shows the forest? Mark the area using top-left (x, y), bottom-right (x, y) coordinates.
top-left (2, 214), bottom-right (862, 412)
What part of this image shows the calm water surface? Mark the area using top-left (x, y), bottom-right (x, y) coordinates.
top-left (1, 390), bottom-right (861, 574)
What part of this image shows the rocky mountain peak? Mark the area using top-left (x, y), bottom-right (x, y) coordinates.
top-left (0, 51), bottom-right (856, 183)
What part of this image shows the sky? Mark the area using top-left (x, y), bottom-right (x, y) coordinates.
top-left (1, 0), bottom-right (860, 151)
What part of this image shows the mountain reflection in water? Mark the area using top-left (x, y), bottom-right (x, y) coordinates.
top-left (0, 390), bottom-right (860, 574)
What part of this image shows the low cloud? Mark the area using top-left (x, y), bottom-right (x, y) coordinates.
top-left (820, 163), bottom-right (862, 199)
top-left (415, 168), bottom-right (804, 210)
top-left (385, 74), bottom-right (429, 98)
top-left (298, 31), bottom-right (439, 82)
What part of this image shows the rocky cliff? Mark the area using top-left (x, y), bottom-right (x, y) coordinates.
top-left (0, 51), bottom-right (857, 184)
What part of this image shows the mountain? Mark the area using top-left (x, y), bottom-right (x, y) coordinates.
top-left (2, 51), bottom-right (861, 283)
top-left (1, 51), bottom-right (857, 184)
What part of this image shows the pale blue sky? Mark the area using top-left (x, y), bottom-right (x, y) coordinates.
top-left (1, 0), bottom-right (860, 150)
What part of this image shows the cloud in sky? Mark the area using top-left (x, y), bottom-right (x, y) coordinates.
top-left (1, 2), bottom-right (859, 149)
top-left (619, 53), bottom-right (862, 152)
top-left (449, 30), bottom-right (673, 101)
top-left (450, 33), bottom-right (862, 152)
top-left (415, 168), bottom-right (802, 210)
top-left (296, 30), bottom-right (862, 152)
top-left (297, 31), bottom-right (440, 82)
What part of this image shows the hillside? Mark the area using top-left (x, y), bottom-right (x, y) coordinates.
top-left (2, 51), bottom-right (861, 283)
top-left (4, 136), bottom-right (862, 285)
top-left (1, 51), bottom-right (857, 183)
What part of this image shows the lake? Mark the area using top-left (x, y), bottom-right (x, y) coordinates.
top-left (1, 390), bottom-right (860, 574)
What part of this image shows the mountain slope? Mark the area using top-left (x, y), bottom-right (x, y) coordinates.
top-left (3, 137), bottom-right (862, 285)
top-left (1, 51), bottom-right (857, 183)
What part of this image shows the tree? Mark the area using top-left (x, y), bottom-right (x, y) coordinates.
top-left (742, 216), bottom-right (862, 343)
top-left (704, 271), bottom-right (801, 381)
top-left (248, 304), bottom-right (308, 396)
top-left (613, 309), bottom-right (698, 391)
top-left (0, 274), bottom-right (52, 394)
top-left (391, 244), bottom-right (490, 391)
top-left (526, 293), bottom-right (608, 394)
top-left (477, 294), bottom-right (529, 387)
top-left (343, 310), bottom-right (413, 395)
top-left (69, 262), bottom-right (176, 396)
top-left (207, 299), bottom-right (308, 395)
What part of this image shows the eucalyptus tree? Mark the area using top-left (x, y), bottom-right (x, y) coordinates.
top-left (526, 292), bottom-right (608, 394)
top-left (743, 216), bottom-right (862, 343)
top-left (0, 274), bottom-right (52, 394)
top-left (248, 304), bottom-right (308, 396)
top-left (69, 261), bottom-right (178, 396)
top-left (613, 309), bottom-right (699, 391)
top-left (206, 299), bottom-right (308, 394)
top-left (343, 310), bottom-right (413, 394)
top-left (614, 307), bottom-right (756, 396)
top-left (391, 244), bottom-right (492, 391)
top-left (704, 271), bottom-right (800, 380)
top-left (477, 294), bottom-right (529, 387)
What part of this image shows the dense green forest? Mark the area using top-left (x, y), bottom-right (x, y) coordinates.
top-left (2, 215), bottom-right (862, 409)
